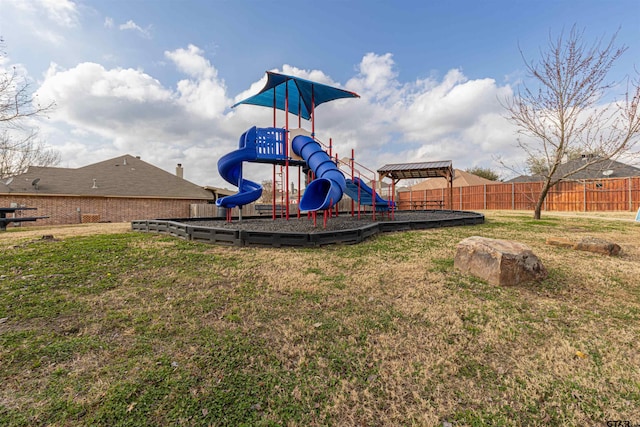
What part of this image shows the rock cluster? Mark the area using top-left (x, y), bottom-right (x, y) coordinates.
top-left (546, 237), bottom-right (621, 256)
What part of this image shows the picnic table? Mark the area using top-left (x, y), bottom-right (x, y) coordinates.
top-left (410, 200), bottom-right (444, 210)
top-left (0, 207), bottom-right (49, 231)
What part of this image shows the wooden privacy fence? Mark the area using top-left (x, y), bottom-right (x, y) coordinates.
top-left (397, 176), bottom-right (640, 212)
top-left (189, 197), bottom-right (357, 218)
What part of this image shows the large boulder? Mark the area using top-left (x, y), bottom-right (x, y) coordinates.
top-left (454, 236), bottom-right (548, 286)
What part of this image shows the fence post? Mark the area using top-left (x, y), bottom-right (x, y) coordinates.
top-left (483, 184), bottom-right (487, 210)
top-left (630, 177), bottom-right (633, 211)
top-left (512, 182), bottom-right (515, 210)
top-left (583, 180), bottom-right (587, 212)
top-left (459, 187), bottom-right (462, 210)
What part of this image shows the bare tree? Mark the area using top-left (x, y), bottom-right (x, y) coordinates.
top-left (504, 27), bottom-right (640, 219)
top-left (0, 130), bottom-right (61, 179)
top-left (259, 179), bottom-right (274, 203)
top-left (1, 37), bottom-right (58, 179)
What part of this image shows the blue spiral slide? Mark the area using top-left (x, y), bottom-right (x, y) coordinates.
top-left (216, 127), bottom-right (263, 208)
top-left (292, 135), bottom-right (346, 211)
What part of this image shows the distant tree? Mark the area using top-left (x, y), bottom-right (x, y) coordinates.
top-left (0, 130), bottom-right (60, 179)
top-left (465, 166), bottom-right (500, 181)
top-left (504, 27), bottom-right (640, 219)
top-left (259, 179), bottom-right (273, 203)
top-left (1, 37), bottom-right (59, 179)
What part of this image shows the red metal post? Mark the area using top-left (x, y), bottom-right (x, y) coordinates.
top-left (311, 86), bottom-right (315, 137)
top-left (351, 149), bottom-right (355, 217)
top-left (272, 92), bottom-right (276, 221)
top-left (372, 179), bottom-right (376, 221)
top-left (272, 165), bottom-right (276, 220)
top-left (324, 200), bottom-right (331, 229)
top-left (273, 91), bottom-right (276, 127)
top-left (357, 175), bottom-right (361, 220)
top-left (280, 166), bottom-right (284, 218)
top-left (307, 169), bottom-right (313, 220)
top-left (334, 153), bottom-right (339, 217)
top-left (297, 166), bottom-right (301, 218)
top-left (285, 80), bottom-right (290, 219)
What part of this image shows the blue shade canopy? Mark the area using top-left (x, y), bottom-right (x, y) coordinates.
top-left (232, 71), bottom-right (360, 120)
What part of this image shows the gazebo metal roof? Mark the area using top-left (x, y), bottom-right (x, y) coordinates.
top-left (377, 161), bottom-right (454, 181)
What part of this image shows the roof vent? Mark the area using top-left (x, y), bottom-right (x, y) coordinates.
top-left (92, 178), bottom-right (98, 189)
top-left (123, 157), bottom-right (128, 166)
top-left (32, 178), bottom-right (40, 190)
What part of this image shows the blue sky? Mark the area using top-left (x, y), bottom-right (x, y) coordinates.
top-left (1, 0), bottom-right (639, 187)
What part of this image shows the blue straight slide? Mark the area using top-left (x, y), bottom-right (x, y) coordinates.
top-left (292, 135), bottom-right (346, 211)
top-left (216, 127), bottom-right (263, 208)
top-left (344, 177), bottom-right (394, 211)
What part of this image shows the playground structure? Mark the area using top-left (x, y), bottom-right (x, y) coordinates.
top-left (132, 71), bottom-right (485, 247)
top-left (133, 71), bottom-right (486, 246)
top-left (215, 71), bottom-right (396, 224)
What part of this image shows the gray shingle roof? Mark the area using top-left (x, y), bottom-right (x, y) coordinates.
top-left (506, 157), bottom-right (640, 183)
top-left (1, 154), bottom-right (214, 200)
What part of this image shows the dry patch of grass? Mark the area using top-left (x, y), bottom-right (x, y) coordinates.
top-left (0, 222), bottom-right (130, 247)
top-left (0, 212), bottom-right (639, 426)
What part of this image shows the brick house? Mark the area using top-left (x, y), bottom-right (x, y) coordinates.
top-left (0, 155), bottom-right (215, 226)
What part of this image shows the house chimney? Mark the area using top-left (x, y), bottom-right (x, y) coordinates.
top-left (176, 163), bottom-right (184, 179)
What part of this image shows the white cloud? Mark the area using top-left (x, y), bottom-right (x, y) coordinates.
top-left (165, 45), bottom-right (214, 79)
top-left (6, 0), bottom-right (79, 27)
top-left (119, 20), bottom-right (151, 39)
top-left (104, 17), bottom-right (114, 29)
top-left (37, 62), bottom-right (176, 139)
top-left (2, 0), bottom-right (79, 44)
top-left (39, 0), bottom-right (79, 27)
top-left (33, 54), bottom-right (240, 185)
top-left (31, 49), bottom-right (523, 187)
top-left (165, 45), bottom-right (229, 119)
top-left (346, 52), bottom-right (401, 102)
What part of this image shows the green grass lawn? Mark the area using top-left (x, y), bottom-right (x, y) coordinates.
top-left (1, 212), bottom-right (639, 426)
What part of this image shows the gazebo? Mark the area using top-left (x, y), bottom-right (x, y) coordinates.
top-left (377, 161), bottom-right (454, 209)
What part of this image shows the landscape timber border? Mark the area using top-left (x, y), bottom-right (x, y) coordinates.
top-left (131, 210), bottom-right (485, 248)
